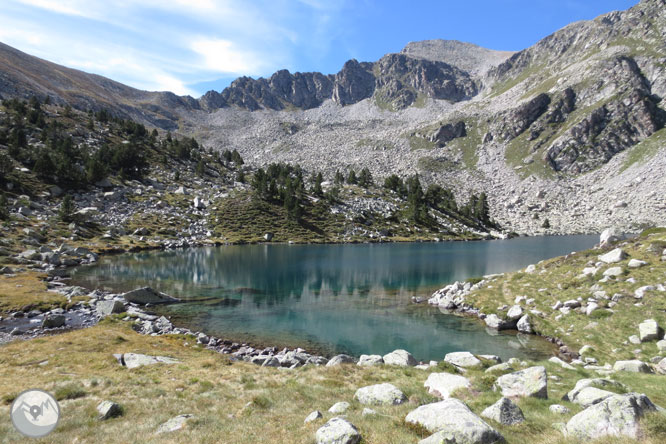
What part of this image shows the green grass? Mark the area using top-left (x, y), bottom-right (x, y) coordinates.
top-left (620, 128), bottom-right (666, 172)
top-left (408, 135), bottom-right (436, 151)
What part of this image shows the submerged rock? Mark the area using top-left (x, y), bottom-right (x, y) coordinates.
top-left (122, 287), bottom-right (180, 305)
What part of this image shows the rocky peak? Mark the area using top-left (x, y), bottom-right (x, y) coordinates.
top-left (331, 59), bottom-right (376, 106)
top-left (401, 39), bottom-right (515, 76)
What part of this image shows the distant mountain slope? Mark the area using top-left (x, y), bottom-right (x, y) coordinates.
top-left (0, 42), bottom-right (198, 129)
top-left (400, 39), bottom-right (515, 76)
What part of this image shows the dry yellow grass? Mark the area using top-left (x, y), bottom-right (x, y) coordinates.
top-left (0, 319), bottom-right (665, 444)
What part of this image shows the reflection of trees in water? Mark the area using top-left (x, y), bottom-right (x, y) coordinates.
top-left (71, 236), bottom-right (598, 310)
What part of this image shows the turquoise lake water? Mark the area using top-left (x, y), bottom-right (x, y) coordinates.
top-left (70, 235), bottom-right (598, 361)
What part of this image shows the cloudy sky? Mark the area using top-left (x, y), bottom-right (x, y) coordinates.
top-left (0, 0), bottom-right (637, 97)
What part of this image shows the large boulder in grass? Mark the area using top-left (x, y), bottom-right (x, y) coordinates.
top-left (481, 397), bottom-right (525, 425)
top-left (122, 287), bottom-right (179, 305)
top-left (444, 351), bottom-right (482, 368)
top-left (494, 366), bottom-right (548, 399)
top-left (354, 383), bottom-right (406, 405)
top-left (406, 399), bottom-right (504, 443)
top-left (613, 360), bottom-right (652, 373)
top-left (598, 248), bottom-right (627, 264)
top-left (382, 349), bottom-right (417, 366)
top-left (564, 393), bottom-right (658, 441)
top-left (315, 417), bottom-right (361, 444)
top-left (638, 319), bottom-right (664, 342)
top-left (564, 378), bottom-right (628, 404)
top-left (424, 373), bottom-right (470, 399)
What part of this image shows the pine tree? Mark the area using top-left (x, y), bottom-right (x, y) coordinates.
top-left (231, 149), bottom-right (244, 165)
top-left (59, 195), bottom-right (75, 222)
top-left (358, 167), bottom-right (373, 188)
top-left (33, 150), bottom-right (55, 179)
top-left (236, 169), bottom-right (246, 183)
top-left (312, 172), bottom-right (323, 196)
top-left (196, 159), bottom-right (206, 177)
top-left (475, 192), bottom-right (490, 225)
top-left (347, 169), bottom-right (357, 185)
top-left (334, 170), bottom-right (345, 185)
top-left (406, 175), bottom-right (426, 223)
top-left (542, 218), bottom-right (551, 229)
top-left (0, 194), bottom-right (8, 220)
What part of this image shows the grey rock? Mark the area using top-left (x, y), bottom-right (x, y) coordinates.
top-left (354, 383), bottom-right (406, 405)
top-left (639, 319), bottom-right (664, 342)
top-left (315, 417), bottom-right (361, 444)
top-left (598, 248), bottom-right (626, 264)
top-left (444, 351), bottom-right (482, 368)
top-left (326, 354), bottom-right (356, 367)
top-left (549, 404), bottom-right (571, 415)
top-left (627, 259), bottom-right (647, 268)
top-left (424, 372), bottom-right (470, 399)
top-left (119, 353), bottom-right (179, 369)
top-left (485, 363), bottom-right (514, 374)
top-left (357, 354), bottom-right (384, 366)
top-left (96, 300), bottom-right (126, 317)
top-left (405, 399), bottom-right (504, 443)
top-left (570, 387), bottom-right (617, 407)
top-left (564, 378), bottom-right (628, 403)
top-left (328, 402), bottom-right (350, 414)
top-left (97, 400), bottom-right (123, 420)
top-left (564, 393), bottom-right (657, 441)
top-left (481, 397), bottom-right (525, 425)
top-left (657, 340), bottom-right (666, 353)
top-left (484, 314), bottom-right (514, 330)
top-left (613, 360), bottom-right (652, 373)
top-left (382, 349), bottom-right (417, 366)
top-left (42, 314), bottom-right (66, 328)
top-left (362, 408), bottom-right (377, 417)
top-left (506, 305), bottom-right (523, 321)
top-left (603, 267), bottom-right (623, 277)
top-left (494, 366), bottom-right (548, 399)
top-left (516, 314), bottom-right (533, 333)
top-left (122, 287), bottom-right (180, 305)
top-left (156, 414), bottom-right (193, 434)
top-left (304, 410), bottom-right (323, 424)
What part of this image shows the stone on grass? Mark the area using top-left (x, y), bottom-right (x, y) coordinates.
top-left (328, 402), bottom-right (350, 414)
top-left (570, 387), bottom-right (617, 407)
top-left (517, 315), bottom-right (532, 333)
top-left (494, 366), bottom-right (548, 399)
top-left (382, 349), bottom-right (417, 366)
top-left (444, 351), bottom-right (482, 368)
top-left (550, 404), bottom-right (570, 415)
top-left (628, 259), bottom-right (647, 268)
top-left (603, 267), bottom-right (623, 277)
top-left (123, 287), bottom-right (179, 305)
top-left (119, 353), bottom-right (179, 369)
top-left (506, 305), bottom-right (523, 321)
top-left (362, 408), bottom-right (377, 417)
top-left (156, 414), bottom-right (193, 434)
top-left (96, 300), bottom-right (126, 317)
top-left (657, 340), bottom-right (666, 353)
top-left (613, 360), bottom-right (652, 373)
top-left (357, 354), bottom-right (383, 366)
top-left (564, 378), bottom-right (628, 403)
top-left (405, 399), bottom-right (503, 443)
top-left (599, 228), bottom-right (622, 247)
top-left (564, 394), bottom-right (657, 441)
top-left (315, 417), bottom-right (361, 444)
top-left (97, 400), bottom-right (123, 420)
top-left (598, 248), bottom-right (626, 264)
top-left (326, 354), bottom-right (355, 367)
top-left (635, 286), bottom-right (655, 299)
top-left (42, 314), bottom-right (66, 328)
top-left (424, 373), bottom-right (470, 399)
top-left (579, 345), bottom-right (594, 355)
top-left (354, 383), bottom-right (406, 406)
top-left (657, 358), bottom-right (666, 375)
top-left (481, 397), bottom-right (525, 425)
top-left (305, 410), bottom-right (323, 424)
top-left (485, 363), bottom-right (514, 374)
top-left (638, 319), bottom-right (664, 342)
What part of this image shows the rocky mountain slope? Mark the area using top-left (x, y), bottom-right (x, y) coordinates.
top-left (0, 0), bottom-right (664, 235)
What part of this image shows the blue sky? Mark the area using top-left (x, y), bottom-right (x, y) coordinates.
top-left (0, 0), bottom-right (638, 97)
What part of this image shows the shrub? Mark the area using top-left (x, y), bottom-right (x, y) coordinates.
top-left (54, 384), bottom-right (86, 401)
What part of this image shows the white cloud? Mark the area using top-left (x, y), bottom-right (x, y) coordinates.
top-left (191, 38), bottom-right (264, 74)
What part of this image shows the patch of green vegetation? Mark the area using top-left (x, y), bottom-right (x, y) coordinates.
top-left (521, 76), bottom-right (559, 101)
top-left (412, 92), bottom-right (428, 108)
top-left (640, 227), bottom-right (666, 238)
top-left (489, 64), bottom-right (547, 98)
top-left (620, 128), bottom-right (666, 173)
top-left (54, 384), bottom-right (87, 401)
top-left (408, 135), bottom-right (436, 151)
top-left (416, 156), bottom-right (456, 173)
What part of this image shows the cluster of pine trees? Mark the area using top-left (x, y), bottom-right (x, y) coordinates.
top-left (252, 163), bottom-right (307, 220)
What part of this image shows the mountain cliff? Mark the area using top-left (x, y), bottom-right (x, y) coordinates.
top-left (0, 0), bottom-right (664, 235)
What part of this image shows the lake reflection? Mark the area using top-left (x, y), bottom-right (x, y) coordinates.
top-left (71, 235), bottom-right (598, 361)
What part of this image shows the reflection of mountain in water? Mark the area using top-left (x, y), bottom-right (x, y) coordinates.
top-left (70, 237), bottom-right (597, 361)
